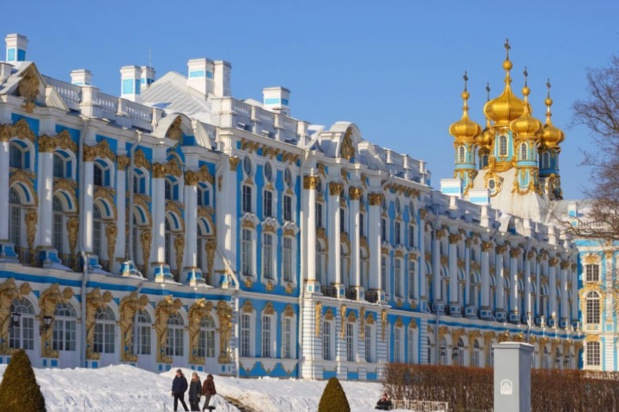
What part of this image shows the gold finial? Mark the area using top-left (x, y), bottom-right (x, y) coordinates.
top-left (463, 71), bottom-right (468, 91)
top-left (545, 78), bottom-right (553, 117)
top-left (461, 71), bottom-right (470, 107)
top-left (522, 67), bottom-right (530, 97)
top-left (502, 39), bottom-right (513, 80)
top-left (486, 83), bottom-right (491, 102)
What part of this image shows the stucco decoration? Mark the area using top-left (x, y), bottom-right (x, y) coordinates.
top-left (155, 296), bottom-right (183, 364)
top-left (188, 299), bottom-right (213, 365)
top-left (0, 279), bottom-right (32, 354)
top-left (119, 292), bottom-right (149, 362)
top-left (85, 288), bottom-right (113, 360)
top-left (38, 284), bottom-right (73, 358)
top-left (216, 300), bottom-right (233, 364)
top-left (17, 65), bottom-right (40, 113)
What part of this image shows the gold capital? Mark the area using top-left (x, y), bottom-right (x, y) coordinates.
top-left (83, 145), bottom-right (97, 161)
top-left (349, 187), bottom-right (363, 201)
top-left (117, 155), bottom-right (130, 170)
top-left (303, 175), bottom-right (319, 190)
top-left (229, 156), bottom-right (240, 171)
top-left (184, 170), bottom-right (200, 186)
top-left (152, 163), bottom-right (166, 178)
top-left (329, 182), bottom-right (343, 196)
top-left (38, 135), bottom-right (56, 153)
top-left (368, 193), bottom-right (383, 206)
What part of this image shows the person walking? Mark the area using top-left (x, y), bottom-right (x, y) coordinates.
top-left (188, 372), bottom-right (202, 411)
top-left (171, 369), bottom-right (189, 411)
top-left (201, 373), bottom-right (217, 411)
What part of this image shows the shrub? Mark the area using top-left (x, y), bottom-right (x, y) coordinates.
top-left (318, 377), bottom-right (351, 412)
top-left (0, 349), bottom-right (46, 412)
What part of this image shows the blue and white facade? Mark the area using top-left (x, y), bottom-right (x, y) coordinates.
top-left (0, 34), bottom-right (582, 380)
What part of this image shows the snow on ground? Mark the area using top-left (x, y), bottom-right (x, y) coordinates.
top-left (0, 364), bottom-right (407, 412)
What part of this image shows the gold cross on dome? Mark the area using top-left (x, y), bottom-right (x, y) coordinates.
top-left (523, 67), bottom-right (528, 85)
top-left (486, 83), bottom-right (491, 101)
top-left (463, 71), bottom-right (468, 90)
top-left (504, 38), bottom-right (511, 58)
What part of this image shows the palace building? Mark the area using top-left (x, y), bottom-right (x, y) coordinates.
top-left (0, 34), bottom-right (582, 379)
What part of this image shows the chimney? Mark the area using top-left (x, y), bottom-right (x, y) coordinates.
top-left (141, 65), bottom-right (155, 90)
top-left (70, 69), bottom-right (92, 86)
top-left (263, 87), bottom-right (290, 116)
top-left (120, 65), bottom-right (142, 102)
top-left (187, 58), bottom-right (214, 96)
top-left (213, 60), bottom-right (231, 97)
top-left (5, 34), bottom-right (28, 63)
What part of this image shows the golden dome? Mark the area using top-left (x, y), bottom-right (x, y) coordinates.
top-left (510, 69), bottom-right (543, 138)
top-left (478, 117), bottom-right (494, 149)
top-left (541, 79), bottom-right (565, 148)
top-left (483, 39), bottom-right (525, 127)
top-left (449, 72), bottom-right (482, 144)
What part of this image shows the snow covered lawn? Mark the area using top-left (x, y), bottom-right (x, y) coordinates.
top-left (0, 364), bottom-right (407, 411)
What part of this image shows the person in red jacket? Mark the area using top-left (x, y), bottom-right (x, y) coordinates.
top-left (201, 374), bottom-right (217, 411)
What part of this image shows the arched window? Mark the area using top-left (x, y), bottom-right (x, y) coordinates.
top-left (541, 152), bottom-right (550, 169)
top-left (9, 142), bottom-right (26, 169)
top-left (9, 297), bottom-right (35, 350)
top-left (586, 341), bottom-right (600, 367)
top-left (472, 340), bottom-right (481, 367)
top-left (282, 316), bottom-right (294, 359)
top-left (242, 185), bottom-right (253, 213)
top-left (53, 152), bottom-right (66, 178)
top-left (9, 188), bottom-right (21, 247)
top-left (165, 179), bottom-right (172, 200)
top-left (93, 162), bottom-right (104, 187)
top-left (586, 291), bottom-right (600, 324)
top-left (53, 302), bottom-right (77, 352)
top-left (555, 348), bottom-right (562, 369)
top-left (543, 347), bottom-right (551, 369)
top-left (408, 260), bottom-right (416, 299)
top-left (93, 204), bottom-right (104, 258)
top-left (346, 321), bottom-right (356, 362)
top-left (165, 178), bottom-right (179, 201)
top-left (365, 323), bottom-right (374, 362)
top-left (394, 326), bottom-right (403, 363)
top-left (341, 245), bottom-right (350, 288)
top-left (458, 146), bottom-right (466, 163)
top-left (262, 233), bottom-right (274, 280)
top-left (427, 336), bottom-right (433, 365)
top-left (316, 242), bottom-right (326, 286)
top-left (166, 313), bottom-right (184, 357)
top-left (498, 135), bottom-right (508, 156)
top-left (197, 184), bottom-right (210, 207)
top-left (283, 237), bottom-right (294, 283)
top-left (52, 196), bottom-right (65, 253)
top-left (456, 338), bottom-right (466, 366)
top-left (197, 223), bottom-right (209, 282)
top-left (94, 306), bottom-right (115, 354)
top-left (240, 313), bottom-right (252, 357)
top-left (394, 259), bottom-right (403, 297)
top-left (360, 248), bottom-right (369, 290)
top-left (323, 320), bottom-right (333, 361)
top-left (133, 169), bottom-right (147, 195)
top-left (381, 255), bottom-right (388, 292)
top-left (520, 142), bottom-right (527, 160)
top-left (439, 338), bottom-right (448, 365)
top-left (262, 314), bottom-right (273, 358)
top-left (241, 228), bottom-right (254, 277)
top-left (198, 315), bottom-right (216, 359)
top-left (136, 309), bottom-right (151, 355)
top-left (164, 218), bottom-right (172, 267)
top-left (407, 327), bottom-right (416, 364)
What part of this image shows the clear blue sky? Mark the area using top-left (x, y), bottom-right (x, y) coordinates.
top-left (5, 0), bottom-right (618, 199)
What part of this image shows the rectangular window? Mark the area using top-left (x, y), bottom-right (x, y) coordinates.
top-left (94, 165), bottom-right (103, 187)
top-left (166, 327), bottom-right (183, 357)
top-left (282, 318), bottom-right (292, 359)
top-left (283, 237), bottom-right (293, 282)
top-left (586, 264), bottom-right (600, 282)
top-left (359, 213), bottom-right (365, 237)
top-left (323, 321), bottom-right (332, 361)
top-left (10, 145), bottom-right (23, 169)
top-left (240, 314), bottom-right (250, 357)
top-left (395, 259), bottom-right (402, 297)
top-left (394, 328), bottom-right (402, 363)
top-left (93, 221), bottom-right (102, 258)
top-left (241, 229), bottom-right (253, 276)
top-left (346, 323), bottom-right (355, 362)
top-left (316, 202), bottom-right (323, 228)
top-left (408, 224), bottom-right (415, 248)
top-left (53, 214), bottom-right (63, 253)
top-left (206, 328), bottom-right (215, 358)
top-left (408, 330), bottom-right (415, 364)
top-left (242, 185), bottom-right (252, 213)
top-left (395, 222), bottom-right (401, 245)
top-left (283, 195), bottom-right (293, 222)
top-left (262, 233), bottom-right (273, 280)
top-left (381, 218), bottom-right (387, 242)
top-left (365, 325), bottom-right (372, 362)
top-left (263, 190), bottom-right (273, 218)
top-left (94, 323), bottom-right (115, 354)
top-left (137, 324), bottom-right (151, 355)
top-left (586, 297), bottom-right (600, 324)
top-left (381, 256), bottom-right (387, 292)
top-left (340, 208), bottom-right (345, 233)
top-left (9, 205), bottom-right (20, 247)
top-left (587, 341), bottom-right (600, 366)
top-left (408, 261), bottom-right (416, 299)
top-left (262, 316), bottom-right (272, 358)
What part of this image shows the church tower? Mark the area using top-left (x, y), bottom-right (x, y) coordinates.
top-left (449, 72), bottom-right (482, 196)
top-left (539, 80), bottom-right (565, 200)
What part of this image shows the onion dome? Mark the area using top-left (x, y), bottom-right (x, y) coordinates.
top-left (541, 79), bottom-right (565, 148)
top-left (483, 39), bottom-right (525, 127)
top-left (510, 68), bottom-right (543, 138)
top-left (449, 71), bottom-right (482, 144)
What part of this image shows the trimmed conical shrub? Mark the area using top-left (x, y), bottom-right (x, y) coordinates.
top-left (318, 377), bottom-right (350, 412)
top-left (0, 349), bottom-right (46, 412)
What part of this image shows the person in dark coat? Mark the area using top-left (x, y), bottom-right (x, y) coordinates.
top-left (171, 369), bottom-right (189, 411)
top-left (188, 372), bottom-right (202, 411)
top-left (201, 373), bottom-right (217, 411)
top-left (375, 393), bottom-right (393, 410)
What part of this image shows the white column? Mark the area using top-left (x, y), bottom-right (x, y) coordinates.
top-left (37, 149), bottom-right (54, 247)
top-left (327, 182), bottom-right (341, 287)
top-left (151, 162), bottom-right (166, 278)
top-left (183, 174), bottom-right (198, 269)
top-left (549, 257), bottom-right (558, 320)
top-left (432, 231), bottom-right (442, 302)
top-left (349, 187), bottom-right (362, 292)
top-left (418, 217), bottom-right (427, 301)
top-left (82, 148), bottom-right (95, 253)
top-left (448, 234), bottom-right (458, 304)
top-left (495, 246), bottom-right (505, 311)
top-left (304, 175), bottom-right (317, 286)
top-left (114, 156), bottom-right (128, 270)
top-left (481, 241), bottom-right (491, 308)
top-left (0, 140), bottom-right (9, 240)
top-left (464, 239), bottom-right (471, 306)
top-left (571, 262), bottom-right (578, 322)
top-left (509, 248), bottom-right (519, 314)
top-left (560, 260), bottom-right (569, 323)
top-left (524, 253), bottom-right (532, 317)
top-left (368, 193), bottom-right (382, 292)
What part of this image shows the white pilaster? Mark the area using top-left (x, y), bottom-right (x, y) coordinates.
top-left (524, 255), bottom-right (532, 317)
top-left (549, 259), bottom-right (557, 319)
top-left (560, 261), bottom-right (569, 323)
top-left (481, 242), bottom-right (490, 308)
top-left (37, 150), bottom-right (54, 247)
top-left (114, 162), bottom-right (127, 272)
top-left (350, 187), bottom-right (361, 295)
top-left (304, 175), bottom-right (318, 291)
top-left (184, 181), bottom-right (198, 269)
top-left (418, 218), bottom-right (427, 302)
top-left (571, 263), bottom-right (578, 321)
top-left (0, 141), bottom-right (9, 240)
top-left (151, 157), bottom-right (169, 281)
top-left (82, 155), bottom-right (94, 253)
top-left (510, 250), bottom-right (519, 314)
top-left (448, 236), bottom-right (458, 304)
top-left (327, 183), bottom-right (340, 288)
top-left (368, 194), bottom-right (381, 292)
top-left (495, 250), bottom-right (504, 311)
top-left (432, 232), bottom-right (441, 302)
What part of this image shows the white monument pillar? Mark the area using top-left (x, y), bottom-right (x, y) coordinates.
top-left (493, 342), bottom-right (533, 412)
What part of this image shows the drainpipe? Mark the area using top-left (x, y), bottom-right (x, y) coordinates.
top-left (297, 149), bottom-right (310, 379)
top-left (78, 119), bottom-right (88, 368)
top-left (127, 131), bottom-right (142, 263)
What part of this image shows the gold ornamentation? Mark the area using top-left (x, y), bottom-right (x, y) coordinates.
top-left (85, 288), bottom-right (113, 360)
top-left (448, 233), bottom-right (461, 244)
top-left (329, 182), bottom-right (343, 196)
top-left (349, 187), bottom-right (363, 201)
top-left (187, 298), bottom-right (214, 365)
top-left (17, 65), bottom-right (39, 113)
top-left (117, 155), bottom-right (130, 170)
top-left (38, 135), bottom-right (56, 152)
top-left (134, 149), bottom-right (151, 171)
top-left (510, 248), bottom-right (521, 258)
top-left (165, 158), bottom-right (183, 178)
top-left (266, 281), bottom-right (274, 292)
top-left (241, 300), bottom-right (254, 313)
top-left (283, 304), bottom-right (295, 318)
top-left (25, 209), bottom-right (38, 251)
top-left (154, 295), bottom-right (183, 364)
top-left (368, 193), bottom-right (383, 206)
top-left (359, 308), bottom-right (366, 339)
top-left (105, 223), bottom-right (118, 262)
top-left (560, 260), bottom-right (571, 270)
top-left (495, 244), bottom-right (507, 254)
top-left (303, 175), bottom-right (319, 190)
top-left (83, 145), bottom-right (97, 162)
top-left (184, 170), bottom-right (200, 186)
top-left (381, 308), bottom-right (387, 341)
top-left (174, 235), bottom-right (184, 273)
top-left (39, 284), bottom-right (74, 358)
top-left (0, 119), bottom-right (35, 142)
top-left (9, 169), bottom-right (37, 205)
top-left (548, 257), bottom-right (559, 266)
top-left (285, 283), bottom-right (294, 294)
top-left (244, 277), bottom-right (253, 288)
top-left (263, 301), bottom-right (275, 315)
top-left (0, 279), bottom-right (31, 354)
top-left (206, 238), bottom-right (216, 283)
top-left (152, 162), bottom-right (166, 178)
top-left (119, 292), bottom-right (149, 362)
top-left (340, 129), bottom-right (355, 161)
top-left (67, 217), bottom-right (79, 257)
top-left (340, 304), bottom-right (347, 339)
top-left (166, 116), bottom-right (183, 141)
top-left (216, 300), bottom-right (233, 363)
top-left (94, 186), bottom-right (117, 218)
top-left (229, 156), bottom-right (240, 171)
top-left (140, 230), bottom-right (152, 274)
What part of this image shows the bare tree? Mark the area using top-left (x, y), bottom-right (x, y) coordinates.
top-left (566, 55), bottom-right (619, 241)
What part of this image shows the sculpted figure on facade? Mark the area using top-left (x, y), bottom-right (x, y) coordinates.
top-left (85, 288), bottom-right (113, 360)
top-left (0, 279), bottom-right (31, 354)
top-left (140, 230), bottom-right (152, 274)
top-left (188, 299), bottom-right (213, 365)
top-left (38, 284), bottom-right (73, 358)
top-left (174, 235), bottom-right (184, 279)
top-left (216, 300), bottom-right (233, 364)
top-left (205, 238), bottom-right (216, 284)
top-left (67, 217), bottom-right (79, 257)
top-left (155, 296), bottom-right (183, 364)
top-left (106, 223), bottom-right (117, 264)
top-left (17, 65), bottom-right (39, 113)
top-left (119, 292), bottom-right (150, 362)
top-left (25, 209), bottom-right (38, 252)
